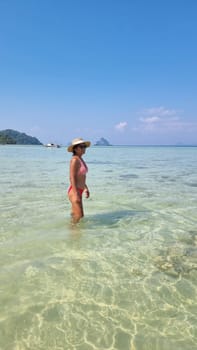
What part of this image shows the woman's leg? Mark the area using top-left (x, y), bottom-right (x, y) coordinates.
top-left (68, 191), bottom-right (84, 223)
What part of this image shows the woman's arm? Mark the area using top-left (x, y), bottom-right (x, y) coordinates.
top-left (69, 158), bottom-right (80, 198)
top-left (84, 184), bottom-right (90, 198)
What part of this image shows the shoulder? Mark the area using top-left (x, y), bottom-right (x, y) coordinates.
top-left (70, 156), bottom-right (80, 166)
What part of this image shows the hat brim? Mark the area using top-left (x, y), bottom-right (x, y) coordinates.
top-left (67, 141), bottom-right (91, 152)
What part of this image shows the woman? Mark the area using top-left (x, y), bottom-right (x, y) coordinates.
top-left (67, 138), bottom-right (91, 223)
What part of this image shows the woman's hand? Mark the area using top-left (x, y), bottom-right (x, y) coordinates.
top-left (84, 189), bottom-right (90, 198)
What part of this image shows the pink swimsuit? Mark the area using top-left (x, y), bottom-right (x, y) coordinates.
top-left (68, 185), bottom-right (84, 196)
top-left (68, 158), bottom-right (88, 195)
top-left (78, 159), bottom-right (88, 175)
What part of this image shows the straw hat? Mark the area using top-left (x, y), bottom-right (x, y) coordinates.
top-left (67, 138), bottom-right (91, 152)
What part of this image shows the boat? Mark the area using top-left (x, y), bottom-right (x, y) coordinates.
top-left (44, 143), bottom-right (61, 148)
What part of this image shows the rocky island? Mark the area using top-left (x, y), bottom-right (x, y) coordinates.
top-left (0, 129), bottom-right (42, 145)
top-left (94, 137), bottom-right (111, 146)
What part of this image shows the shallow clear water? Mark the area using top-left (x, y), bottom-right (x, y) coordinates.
top-left (0, 145), bottom-right (197, 350)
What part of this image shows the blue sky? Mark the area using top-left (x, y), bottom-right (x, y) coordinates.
top-left (0, 0), bottom-right (197, 145)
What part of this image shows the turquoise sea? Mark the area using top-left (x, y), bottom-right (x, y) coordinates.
top-left (0, 145), bottom-right (197, 350)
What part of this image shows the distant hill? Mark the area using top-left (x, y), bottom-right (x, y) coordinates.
top-left (94, 137), bottom-right (111, 146)
top-left (0, 129), bottom-right (42, 145)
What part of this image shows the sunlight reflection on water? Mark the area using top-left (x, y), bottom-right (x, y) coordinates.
top-left (0, 145), bottom-right (197, 349)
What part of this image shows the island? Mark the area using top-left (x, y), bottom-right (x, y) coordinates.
top-left (94, 137), bottom-right (111, 146)
top-left (0, 129), bottom-right (42, 145)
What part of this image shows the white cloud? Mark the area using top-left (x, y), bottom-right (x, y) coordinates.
top-left (137, 106), bottom-right (184, 131)
top-left (144, 106), bottom-right (178, 118)
top-left (139, 106), bottom-right (180, 124)
top-left (115, 121), bottom-right (128, 131)
top-left (135, 106), bottom-right (197, 135)
top-left (139, 116), bottom-right (161, 124)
